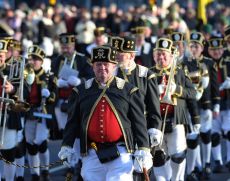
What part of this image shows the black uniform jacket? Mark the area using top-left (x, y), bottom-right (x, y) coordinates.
top-left (116, 64), bottom-right (162, 130)
top-left (151, 65), bottom-right (196, 125)
top-left (51, 52), bottom-right (94, 81)
top-left (62, 76), bottom-right (150, 156)
top-left (216, 52), bottom-right (230, 110)
top-left (0, 64), bottom-right (21, 130)
top-left (25, 68), bottom-right (56, 124)
top-left (184, 56), bottom-right (220, 110)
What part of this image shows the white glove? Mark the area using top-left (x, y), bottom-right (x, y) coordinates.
top-left (158, 84), bottom-right (166, 94)
top-left (133, 150), bottom-right (153, 173)
top-left (170, 82), bottom-right (177, 94)
top-left (201, 76), bottom-right (209, 89)
top-left (193, 124), bottom-right (201, 134)
top-left (148, 128), bottom-right (162, 147)
top-left (41, 88), bottom-right (50, 98)
top-left (213, 104), bottom-right (220, 113)
top-left (202, 109), bottom-right (212, 122)
top-left (195, 90), bottom-right (203, 101)
top-left (58, 146), bottom-right (76, 168)
top-left (67, 76), bottom-right (81, 86)
top-left (57, 78), bottom-right (68, 88)
top-left (219, 77), bottom-right (230, 90)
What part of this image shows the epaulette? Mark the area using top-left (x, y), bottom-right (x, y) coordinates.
top-left (85, 78), bottom-right (94, 89)
top-left (76, 51), bottom-right (85, 57)
top-left (223, 56), bottom-right (230, 62)
top-left (203, 56), bottom-right (212, 61)
top-left (130, 87), bottom-right (139, 95)
top-left (148, 73), bottom-right (156, 80)
top-left (138, 65), bottom-right (148, 78)
top-left (115, 77), bottom-right (126, 89)
top-left (73, 87), bottom-right (79, 94)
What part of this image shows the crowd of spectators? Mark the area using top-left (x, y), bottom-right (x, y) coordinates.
top-left (0, 0), bottom-right (229, 58)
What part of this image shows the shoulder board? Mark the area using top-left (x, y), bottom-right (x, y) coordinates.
top-left (148, 73), bottom-right (156, 80)
top-left (203, 56), bottom-right (212, 61)
top-left (73, 87), bottom-right (79, 93)
top-left (223, 56), bottom-right (230, 62)
top-left (138, 65), bottom-right (148, 78)
top-left (130, 87), bottom-right (139, 95)
top-left (85, 78), bottom-right (94, 89)
top-left (76, 51), bottom-right (85, 57)
top-left (115, 77), bottom-right (126, 89)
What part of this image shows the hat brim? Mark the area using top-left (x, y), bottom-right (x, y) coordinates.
top-left (153, 48), bottom-right (171, 53)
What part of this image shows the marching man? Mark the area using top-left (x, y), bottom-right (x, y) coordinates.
top-left (58, 45), bottom-right (153, 181)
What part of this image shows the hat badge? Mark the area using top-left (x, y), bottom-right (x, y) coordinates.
top-left (61, 37), bottom-right (67, 43)
top-left (192, 33), bottom-right (198, 40)
top-left (212, 40), bottom-right (218, 47)
top-left (162, 40), bottom-right (169, 48)
top-left (29, 47), bottom-right (34, 53)
top-left (114, 40), bottom-right (119, 49)
top-left (174, 34), bottom-right (180, 41)
top-left (0, 42), bottom-right (3, 49)
top-left (95, 49), bottom-right (106, 59)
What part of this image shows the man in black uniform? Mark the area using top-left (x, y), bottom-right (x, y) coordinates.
top-left (51, 33), bottom-right (94, 137)
top-left (25, 45), bottom-right (56, 180)
top-left (185, 31), bottom-right (220, 179)
top-left (0, 39), bottom-right (22, 181)
top-left (151, 37), bottom-right (196, 181)
top-left (110, 35), bottom-right (162, 180)
top-left (58, 45), bottom-right (153, 181)
top-left (207, 35), bottom-right (230, 173)
top-left (170, 31), bottom-right (201, 181)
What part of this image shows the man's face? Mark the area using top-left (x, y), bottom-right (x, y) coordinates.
top-left (116, 52), bottom-right (134, 67)
top-left (189, 42), bottom-right (203, 59)
top-left (153, 49), bottom-right (172, 68)
top-left (174, 41), bottom-right (184, 57)
top-left (28, 56), bottom-right (43, 71)
top-left (208, 48), bottom-right (224, 60)
top-left (95, 35), bottom-right (107, 46)
top-left (61, 44), bottom-right (75, 57)
top-left (93, 61), bottom-right (116, 83)
top-left (0, 52), bottom-right (6, 67)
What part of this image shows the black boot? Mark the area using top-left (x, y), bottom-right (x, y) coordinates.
top-left (16, 176), bottom-right (24, 181)
top-left (202, 163), bottom-right (212, 180)
top-left (213, 160), bottom-right (224, 173)
top-left (31, 174), bottom-right (40, 181)
top-left (65, 168), bottom-right (74, 181)
top-left (41, 170), bottom-right (50, 181)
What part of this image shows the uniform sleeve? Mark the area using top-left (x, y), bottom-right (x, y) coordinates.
top-left (146, 75), bottom-right (162, 130)
top-left (210, 62), bottom-right (220, 106)
top-left (173, 70), bottom-right (196, 100)
top-left (128, 88), bottom-right (150, 151)
top-left (186, 99), bottom-right (200, 125)
top-left (62, 88), bottom-right (81, 147)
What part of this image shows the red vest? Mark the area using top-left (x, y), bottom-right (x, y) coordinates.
top-left (29, 82), bottom-right (40, 105)
top-left (59, 87), bottom-right (73, 99)
top-left (88, 96), bottom-right (123, 143)
top-left (217, 67), bottom-right (225, 98)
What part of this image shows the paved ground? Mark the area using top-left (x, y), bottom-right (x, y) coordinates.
top-left (10, 140), bottom-right (230, 180)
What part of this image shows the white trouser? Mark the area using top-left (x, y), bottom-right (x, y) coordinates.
top-left (200, 109), bottom-right (212, 133)
top-left (25, 119), bottom-right (49, 145)
top-left (54, 99), bottom-right (68, 130)
top-left (212, 110), bottom-right (230, 134)
top-left (81, 145), bottom-right (133, 181)
top-left (162, 124), bottom-right (187, 155)
top-left (0, 127), bottom-right (17, 149)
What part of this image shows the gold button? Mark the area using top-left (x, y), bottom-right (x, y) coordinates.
top-left (100, 119), bottom-right (103, 122)
top-left (101, 104), bottom-right (104, 107)
top-left (101, 109), bottom-right (105, 112)
top-left (102, 100), bottom-right (105, 102)
top-left (100, 125), bottom-right (103, 127)
top-left (101, 136), bottom-right (104, 139)
top-left (100, 130), bottom-right (103, 133)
